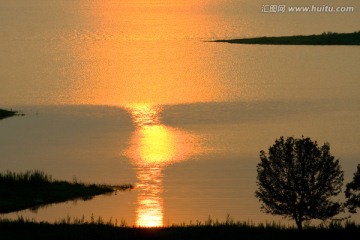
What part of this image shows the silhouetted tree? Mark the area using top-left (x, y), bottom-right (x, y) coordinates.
top-left (345, 164), bottom-right (360, 213)
top-left (255, 136), bottom-right (344, 231)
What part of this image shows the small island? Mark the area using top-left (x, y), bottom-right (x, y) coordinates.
top-left (0, 170), bottom-right (133, 213)
top-left (213, 31), bottom-right (360, 45)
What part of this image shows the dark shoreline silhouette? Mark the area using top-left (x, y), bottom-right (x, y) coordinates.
top-left (212, 31), bottom-right (360, 45)
top-left (1, 218), bottom-right (359, 240)
top-left (0, 109), bottom-right (17, 120)
top-left (0, 170), bottom-right (133, 214)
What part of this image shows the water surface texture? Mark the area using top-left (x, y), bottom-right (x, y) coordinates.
top-left (1, 0), bottom-right (360, 226)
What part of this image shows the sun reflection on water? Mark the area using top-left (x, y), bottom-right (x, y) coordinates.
top-left (124, 104), bottom-right (205, 227)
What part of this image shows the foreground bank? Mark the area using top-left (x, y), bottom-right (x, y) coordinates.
top-left (0, 218), bottom-right (359, 240)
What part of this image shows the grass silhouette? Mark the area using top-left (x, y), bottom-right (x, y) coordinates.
top-left (0, 216), bottom-right (359, 240)
top-left (0, 170), bottom-right (133, 213)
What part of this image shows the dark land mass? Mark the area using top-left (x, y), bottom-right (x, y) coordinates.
top-left (213, 31), bottom-right (360, 45)
top-left (0, 219), bottom-right (359, 240)
top-left (0, 109), bottom-right (18, 120)
top-left (0, 170), bottom-right (133, 214)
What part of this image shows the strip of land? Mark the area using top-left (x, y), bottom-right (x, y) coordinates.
top-left (0, 218), bottom-right (359, 240)
top-left (213, 31), bottom-right (360, 45)
top-left (0, 170), bottom-right (133, 213)
top-left (0, 109), bottom-right (17, 120)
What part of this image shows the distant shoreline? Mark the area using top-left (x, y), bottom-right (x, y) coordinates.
top-left (212, 31), bottom-right (360, 45)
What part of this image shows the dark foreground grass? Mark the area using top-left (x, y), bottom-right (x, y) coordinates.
top-left (213, 31), bottom-right (360, 45)
top-left (0, 218), bottom-right (359, 240)
top-left (0, 170), bottom-right (133, 213)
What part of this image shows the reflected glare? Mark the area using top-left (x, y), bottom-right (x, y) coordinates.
top-left (128, 104), bottom-right (162, 127)
top-left (124, 104), bottom-right (206, 227)
top-left (137, 125), bottom-right (176, 165)
top-left (52, 1), bottom-right (229, 106)
top-left (136, 167), bottom-right (163, 227)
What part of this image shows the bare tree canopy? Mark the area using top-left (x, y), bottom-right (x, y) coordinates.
top-left (255, 136), bottom-right (344, 230)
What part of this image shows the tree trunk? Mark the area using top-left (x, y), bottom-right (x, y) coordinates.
top-left (295, 219), bottom-right (304, 240)
top-left (296, 219), bottom-right (303, 232)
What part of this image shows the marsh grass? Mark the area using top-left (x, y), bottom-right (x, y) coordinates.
top-left (0, 170), bottom-right (53, 185)
top-left (0, 216), bottom-right (359, 240)
top-left (0, 170), bottom-right (133, 213)
top-left (213, 31), bottom-right (360, 45)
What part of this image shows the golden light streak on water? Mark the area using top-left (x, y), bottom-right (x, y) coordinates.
top-left (135, 167), bottom-right (164, 227)
top-left (124, 104), bottom-right (207, 227)
top-left (51, 0), bottom-right (230, 107)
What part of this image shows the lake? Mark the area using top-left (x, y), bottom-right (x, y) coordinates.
top-left (1, 0), bottom-right (360, 226)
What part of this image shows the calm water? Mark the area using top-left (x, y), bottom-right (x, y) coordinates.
top-left (1, 0), bottom-right (360, 226)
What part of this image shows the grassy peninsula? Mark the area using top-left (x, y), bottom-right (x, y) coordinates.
top-left (213, 31), bottom-right (360, 45)
top-left (0, 170), bottom-right (133, 213)
top-left (0, 109), bottom-right (17, 120)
